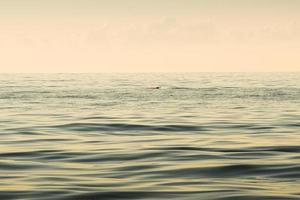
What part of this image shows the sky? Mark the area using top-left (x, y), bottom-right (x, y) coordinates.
top-left (0, 0), bottom-right (300, 73)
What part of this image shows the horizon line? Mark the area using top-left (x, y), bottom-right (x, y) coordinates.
top-left (0, 71), bottom-right (300, 74)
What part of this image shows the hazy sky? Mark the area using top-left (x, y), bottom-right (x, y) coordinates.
top-left (0, 0), bottom-right (300, 72)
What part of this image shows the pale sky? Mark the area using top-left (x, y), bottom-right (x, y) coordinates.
top-left (0, 0), bottom-right (300, 72)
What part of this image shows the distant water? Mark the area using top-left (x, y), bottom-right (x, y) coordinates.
top-left (0, 73), bottom-right (299, 200)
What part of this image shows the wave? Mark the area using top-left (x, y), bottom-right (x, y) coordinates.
top-left (53, 123), bottom-right (208, 132)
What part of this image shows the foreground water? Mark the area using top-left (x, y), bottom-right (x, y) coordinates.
top-left (0, 73), bottom-right (299, 200)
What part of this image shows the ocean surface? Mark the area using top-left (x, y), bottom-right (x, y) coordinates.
top-left (0, 73), bottom-right (299, 200)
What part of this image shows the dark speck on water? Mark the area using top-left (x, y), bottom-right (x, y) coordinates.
top-left (0, 73), bottom-right (299, 200)
top-left (148, 86), bottom-right (160, 89)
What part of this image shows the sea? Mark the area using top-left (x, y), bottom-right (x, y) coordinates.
top-left (0, 73), bottom-right (299, 200)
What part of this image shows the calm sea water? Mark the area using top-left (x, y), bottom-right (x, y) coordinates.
top-left (0, 73), bottom-right (299, 200)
